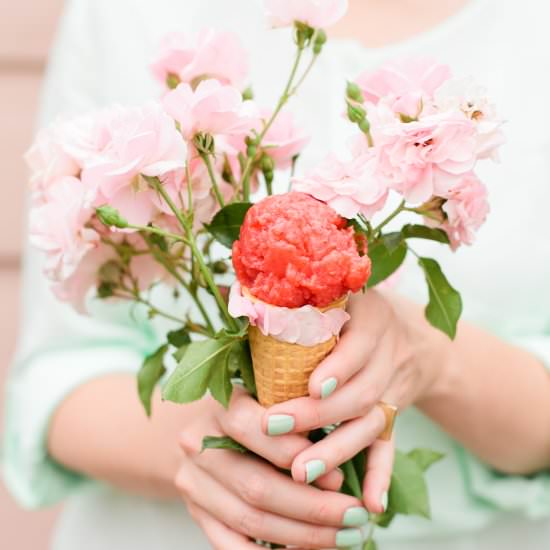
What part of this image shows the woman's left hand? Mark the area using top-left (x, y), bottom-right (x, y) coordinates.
top-left (261, 289), bottom-right (447, 513)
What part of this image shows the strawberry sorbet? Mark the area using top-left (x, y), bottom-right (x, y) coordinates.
top-left (232, 192), bottom-right (371, 308)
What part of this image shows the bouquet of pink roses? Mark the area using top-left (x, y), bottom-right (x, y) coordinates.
top-left (26, 0), bottom-right (503, 547)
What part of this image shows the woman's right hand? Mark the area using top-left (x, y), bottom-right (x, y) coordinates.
top-left (176, 388), bottom-right (370, 549)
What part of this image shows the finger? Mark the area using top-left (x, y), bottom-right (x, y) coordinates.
top-left (262, 344), bottom-right (394, 435)
top-left (290, 407), bottom-right (386, 485)
top-left (186, 501), bottom-right (260, 550)
top-left (175, 457), bottom-right (359, 548)
top-left (363, 437), bottom-right (395, 514)
top-left (220, 387), bottom-right (312, 468)
top-left (308, 292), bottom-right (392, 399)
top-left (315, 467), bottom-right (344, 491)
top-left (192, 441), bottom-right (368, 529)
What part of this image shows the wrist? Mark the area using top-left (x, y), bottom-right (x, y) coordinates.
top-left (385, 290), bottom-right (455, 406)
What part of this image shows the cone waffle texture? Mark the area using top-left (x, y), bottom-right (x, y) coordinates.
top-left (247, 294), bottom-right (348, 407)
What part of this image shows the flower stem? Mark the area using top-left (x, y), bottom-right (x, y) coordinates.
top-left (241, 42), bottom-right (306, 200)
top-left (146, 175), bottom-right (238, 331)
top-left (341, 460), bottom-right (363, 500)
top-left (371, 200), bottom-right (406, 239)
top-left (200, 152), bottom-right (225, 208)
top-left (126, 224), bottom-right (189, 244)
top-left (141, 234), bottom-right (216, 335)
top-left (114, 291), bottom-right (184, 324)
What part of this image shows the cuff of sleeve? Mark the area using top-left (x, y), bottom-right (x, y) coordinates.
top-left (459, 332), bottom-right (550, 519)
top-left (2, 345), bottom-right (145, 509)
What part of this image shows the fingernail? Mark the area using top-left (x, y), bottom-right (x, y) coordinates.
top-left (266, 414), bottom-right (294, 436)
top-left (320, 377), bottom-right (337, 399)
top-left (335, 527), bottom-right (363, 547)
top-left (381, 490), bottom-right (389, 511)
top-left (342, 506), bottom-right (369, 527)
top-left (305, 459), bottom-right (326, 483)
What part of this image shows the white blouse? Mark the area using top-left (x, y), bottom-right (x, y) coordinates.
top-left (3, 1), bottom-right (550, 549)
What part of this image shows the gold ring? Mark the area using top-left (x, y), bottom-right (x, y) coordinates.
top-left (377, 401), bottom-right (398, 441)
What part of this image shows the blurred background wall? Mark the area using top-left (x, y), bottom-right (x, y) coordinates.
top-left (0, 1), bottom-right (65, 548)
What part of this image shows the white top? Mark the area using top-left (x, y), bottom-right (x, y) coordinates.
top-left (3, 1), bottom-right (550, 549)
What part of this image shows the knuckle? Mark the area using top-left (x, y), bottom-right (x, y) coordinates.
top-left (308, 500), bottom-right (334, 524)
top-left (237, 508), bottom-right (265, 537)
top-left (304, 525), bottom-right (327, 548)
top-left (358, 387), bottom-right (378, 414)
top-left (241, 473), bottom-right (267, 506)
top-left (225, 407), bottom-right (253, 442)
top-left (179, 430), bottom-right (201, 456)
top-left (174, 470), bottom-right (194, 496)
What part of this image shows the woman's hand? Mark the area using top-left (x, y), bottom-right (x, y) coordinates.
top-left (176, 388), bottom-right (373, 549)
top-left (259, 290), bottom-right (447, 512)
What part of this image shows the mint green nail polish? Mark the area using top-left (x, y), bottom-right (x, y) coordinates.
top-left (305, 459), bottom-right (326, 483)
top-left (267, 414), bottom-right (294, 436)
top-left (342, 506), bottom-right (369, 527)
top-left (320, 377), bottom-right (337, 399)
top-left (335, 528), bottom-right (363, 547)
top-left (381, 490), bottom-right (389, 511)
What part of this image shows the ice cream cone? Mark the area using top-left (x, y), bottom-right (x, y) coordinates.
top-left (244, 289), bottom-right (348, 407)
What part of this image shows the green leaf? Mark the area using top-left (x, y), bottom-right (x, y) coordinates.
top-left (401, 224), bottom-right (449, 244)
top-left (363, 540), bottom-right (378, 550)
top-left (418, 257), bottom-right (463, 339)
top-left (167, 328), bottom-right (191, 348)
top-left (227, 339), bottom-right (256, 396)
top-left (407, 448), bottom-right (445, 472)
top-left (173, 344), bottom-right (189, 363)
top-left (137, 344), bottom-right (168, 417)
top-left (208, 350), bottom-right (233, 408)
top-left (201, 435), bottom-right (248, 454)
top-left (367, 233), bottom-right (407, 288)
top-left (162, 338), bottom-right (235, 404)
top-left (205, 202), bottom-right (253, 248)
top-left (377, 450), bottom-right (431, 527)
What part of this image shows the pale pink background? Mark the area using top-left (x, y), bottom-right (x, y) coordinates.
top-left (0, 1), bottom-right (65, 548)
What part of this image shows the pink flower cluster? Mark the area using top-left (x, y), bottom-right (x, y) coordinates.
top-left (27, 29), bottom-right (310, 312)
top-left (293, 59), bottom-right (503, 247)
top-left (150, 28), bottom-right (249, 91)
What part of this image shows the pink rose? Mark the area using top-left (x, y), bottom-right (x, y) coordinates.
top-left (264, 0), bottom-right (348, 28)
top-left (25, 115), bottom-right (97, 201)
top-left (439, 172), bottom-right (489, 249)
top-left (292, 151), bottom-right (388, 219)
top-left (356, 58), bottom-right (452, 118)
top-left (150, 29), bottom-right (249, 90)
top-left (433, 76), bottom-right (505, 161)
top-left (260, 109), bottom-right (310, 169)
top-left (163, 79), bottom-right (258, 153)
top-left (370, 108), bottom-right (477, 204)
top-left (30, 176), bottom-right (99, 281)
top-left (81, 102), bottom-right (187, 226)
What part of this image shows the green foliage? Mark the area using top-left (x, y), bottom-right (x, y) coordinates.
top-left (401, 224), bottom-right (450, 244)
top-left (407, 448), bottom-right (445, 472)
top-left (162, 334), bottom-right (252, 409)
top-left (418, 257), bottom-right (463, 339)
top-left (367, 233), bottom-right (407, 287)
top-left (201, 435), bottom-right (248, 454)
top-left (137, 344), bottom-right (168, 417)
top-left (163, 338), bottom-right (233, 405)
top-left (376, 448), bottom-right (444, 528)
top-left (96, 205), bottom-right (128, 228)
top-left (363, 540), bottom-right (378, 550)
top-left (167, 328), bottom-right (191, 348)
top-left (205, 202), bottom-right (253, 248)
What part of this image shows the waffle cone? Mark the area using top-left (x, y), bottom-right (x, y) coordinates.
top-left (245, 290), bottom-right (348, 407)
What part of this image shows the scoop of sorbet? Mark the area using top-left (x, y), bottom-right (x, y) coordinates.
top-left (232, 192), bottom-right (371, 308)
